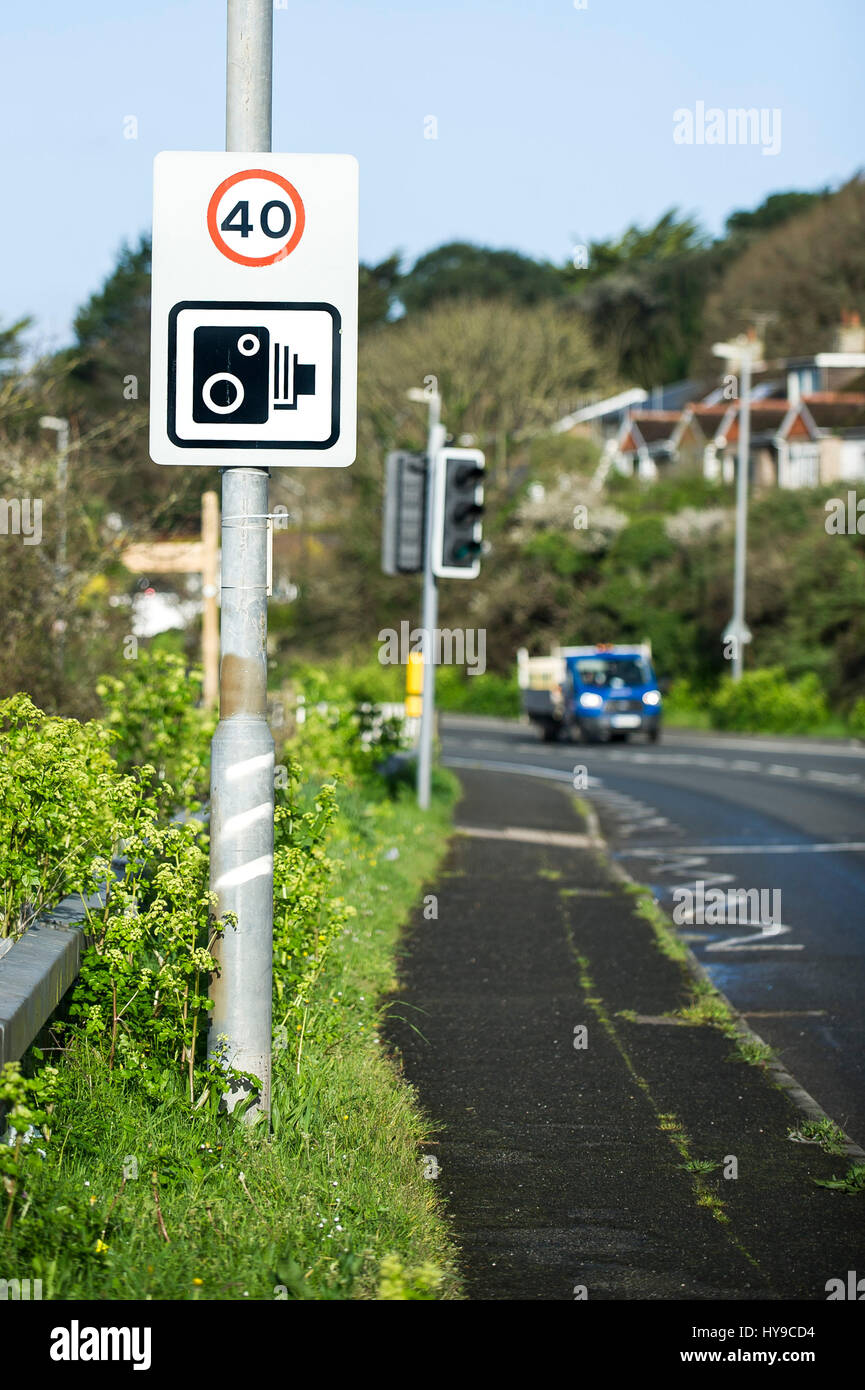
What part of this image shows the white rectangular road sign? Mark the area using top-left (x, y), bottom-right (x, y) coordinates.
top-left (150, 152), bottom-right (358, 467)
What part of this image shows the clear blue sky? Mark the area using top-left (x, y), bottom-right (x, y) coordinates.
top-left (2, 0), bottom-right (863, 350)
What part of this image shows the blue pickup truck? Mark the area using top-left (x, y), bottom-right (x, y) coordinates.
top-left (518, 643), bottom-right (663, 743)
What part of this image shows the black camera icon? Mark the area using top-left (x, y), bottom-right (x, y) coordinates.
top-left (192, 325), bottom-right (316, 425)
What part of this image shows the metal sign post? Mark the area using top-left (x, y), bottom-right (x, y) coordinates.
top-left (208, 0), bottom-right (276, 1118)
top-left (148, 0), bottom-right (358, 1118)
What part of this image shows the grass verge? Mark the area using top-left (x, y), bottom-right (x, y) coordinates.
top-left (1, 774), bottom-right (463, 1301)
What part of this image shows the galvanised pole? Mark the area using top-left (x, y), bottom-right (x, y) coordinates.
top-left (732, 349), bottom-right (752, 682)
top-left (417, 390), bottom-right (444, 810)
top-left (208, 0), bottom-right (275, 1117)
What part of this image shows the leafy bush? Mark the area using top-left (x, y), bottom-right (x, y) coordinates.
top-left (608, 515), bottom-right (676, 569)
top-left (97, 650), bottom-right (215, 810)
top-left (272, 770), bottom-right (349, 1063)
top-left (662, 677), bottom-right (712, 728)
top-left (848, 698), bottom-right (865, 738)
top-left (376, 1253), bottom-right (444, 1300)
top-left (523, 531), bottom-right (592, 577)
top-left (71, 818), bottom-right (226, 1108)
top-left (436, 666), bottom-right (520, 717)
top-left (709, 667), bottom-right (829, 733)
top-left (286, 666), bottom-right (406, 788)
top-left (0, 695), bottom-right (141, 937)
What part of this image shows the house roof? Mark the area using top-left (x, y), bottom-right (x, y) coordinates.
top-left (617, 410), bottom-right (683, 455)
top-left (628, 411), bottom-right (682, 443)
top-left (802, 393), bottom-right (865, 429)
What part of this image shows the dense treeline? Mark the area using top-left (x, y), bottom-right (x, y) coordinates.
top-left (0, 176), bottom-right (863, 716)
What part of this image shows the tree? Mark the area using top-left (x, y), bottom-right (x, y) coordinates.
top-left (359, 253), bottom-right (401, 330)
top-left (699, 176), bottom-right (865, 365)
top-left (725, 188), bottom-right (830, 237)
top-left (58, 234), bottom-right (215, 531)
top-left (566, 208), bottom-right (708, 285)
top-left (399, 242), bottom-right (564, 313)
top-left (562, 209), bottom-right (729, 385)
top-left (0, 317), bottom-right (31, 377)
top-left (273, 297), bottom-right (614, 665)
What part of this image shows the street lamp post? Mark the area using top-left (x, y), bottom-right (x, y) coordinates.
top-left (711, 337), bottom-right (762, 681)
top-left (40, 415), bottom-right (70, 685)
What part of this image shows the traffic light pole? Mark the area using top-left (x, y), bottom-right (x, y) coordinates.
top-left (208, 0), bottom-right (275, 1118)
top-left (417, 389), bottom-right (444, 810)
top-left (731, 349), bottom-right (752, 682)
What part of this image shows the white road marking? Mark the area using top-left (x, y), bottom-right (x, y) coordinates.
top-left (806, 769), bottom-right (862, 786)
top-left (455, 825), bottom-right (603, 849)
top-left (443, 755), bottom-right (603, 787)
top-left (705, 922), bottom-right (804, 952)
top-left (601, 748), bottom-right (865, 790)
top-left (624, 842), bottom-right (865, 856)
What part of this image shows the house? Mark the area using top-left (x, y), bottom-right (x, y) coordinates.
top-left (784, 313), bottom-right (865, 400)
top-left (804, 393), bottom-right (865, 484)
top-left (552, 380), bottom-right (708, 446)
top-left (550, 315), bottom-right (865, 490)
top-left (691, 399), bottom-right (821, 488)
top-left (611, 410), bottom-right (706, 479)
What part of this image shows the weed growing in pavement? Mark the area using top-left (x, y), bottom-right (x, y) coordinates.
top-left (789, 1117), bottom-right (851, 1150)
top-left (788, 1118), bottom-right (848, 1156)
top-left (730, 1037), bottom-right (775, 1067)
top-left (674, 980), bottom-right (738, 1035)
top-left (813, 1164), bottom-right (865, 1196)
top-left (630, 889), bottom-right (690, 965)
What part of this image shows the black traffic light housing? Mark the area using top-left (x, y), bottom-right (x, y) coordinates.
top-left (381, 450), bottom-right (427, 574)
top-left (432, 448), bottom-right (485, 578)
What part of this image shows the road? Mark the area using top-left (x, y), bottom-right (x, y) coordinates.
top-left (441, 714), bottom-right (865, 1147)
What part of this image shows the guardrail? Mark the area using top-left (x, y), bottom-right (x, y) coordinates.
top-left (0, 881), bottom-right (111, 1069)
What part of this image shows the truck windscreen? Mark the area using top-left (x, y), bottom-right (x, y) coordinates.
top-left (575, 658), bottom-right (651, 688)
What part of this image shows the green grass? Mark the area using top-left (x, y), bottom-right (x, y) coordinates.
top-left (1, 776), bottom-right (463, 1301)
top-left (813, 1163), bottom-right (865, 1196)
top-left (788, 1117), bottom-right (848, 1156)
top-left (730, 1037), bottom-right (775, 1067)
top-left (665, 708), bottom-right (855, 739)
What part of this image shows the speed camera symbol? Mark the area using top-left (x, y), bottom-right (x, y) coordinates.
top-left (191, 324), bottom-right (316, 425)
top-left (192, 326), bottom-right (270, 423)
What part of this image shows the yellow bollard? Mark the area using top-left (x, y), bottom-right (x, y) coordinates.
top-left (406, 649), bottom-right (423, 719)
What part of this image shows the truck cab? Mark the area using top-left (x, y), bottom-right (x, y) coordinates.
top-left (518, 643), bottom-right (662, 743)
top-left (563, 644), bottom-right (662, 743)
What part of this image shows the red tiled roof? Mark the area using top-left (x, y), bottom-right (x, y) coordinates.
top-left (628, 412), bottom-right (680, 444)
top-left (803, 393), bottom-right (865, 428)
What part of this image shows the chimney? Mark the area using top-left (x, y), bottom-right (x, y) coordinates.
top-left (835, 309), bottom-right (865, 353)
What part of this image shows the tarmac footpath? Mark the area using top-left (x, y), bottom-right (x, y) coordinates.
top-left (384, 767), bottom-right (865, 1302)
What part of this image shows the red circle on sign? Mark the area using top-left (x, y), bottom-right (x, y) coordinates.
top-left (207, 168), bottom-right (306, 266)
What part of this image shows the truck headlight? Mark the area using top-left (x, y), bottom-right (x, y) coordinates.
top-left (579, 691), bottom-right (604, 709)
top-left (642, 690), bottom-right (661, 706)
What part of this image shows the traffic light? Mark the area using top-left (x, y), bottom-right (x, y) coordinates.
top-left (381, 450), bottom-right (427, 575)
top-left (432, 447), bottom-right (485, 579)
